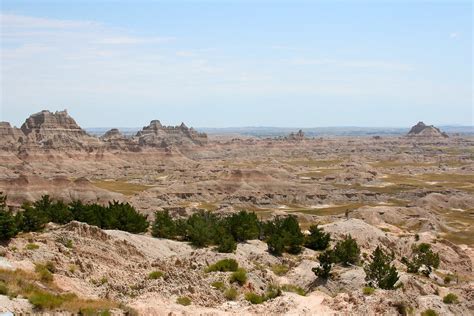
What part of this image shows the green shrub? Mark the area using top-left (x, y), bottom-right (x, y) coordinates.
top-left (333, 235), bottom-right (360, 266)
top-left (176, 296), bottom-right (191, 306)
top-left (148, 271), bottom-right (164, 280)
top-left (206, 259), bottom-right (239, 273)
top-left (225, 211), bottom-right (260, 242)
top-left (362, 287), bottom-right (375, 295)
top-left (304, 224), bottom-right (330, 251)
top-left (211, 281), bottom-right (226, 291)
top-left (245, 292), bottom-right (265, 304)
top-left (364, 246), bottom-right (399, 290)
top-left (216, 233), bottom-right (237, 253)
top-left (313, 249), bottom-right (334, 279)
top-left (271, 264), bottom-right (289, 276)
top-left (186, 211), bottom-right (219, 247)
top-left (151, 210), bottom-right (177, 239)
top-left (442, 293), bottom-right (458, 304)
top-left (35, 263), bottom-right (53, 282)
top-left (224, 287), bottom-right (238, 300)
top-left (229, 268), bottom-right (247, 285)
top-left (0, 281), bottom-right (8, 295)
top-left (443, 275), bottom-right (453, 284)
top-left (0, 193), bottom-right (18, 241)
top-left (26, 243), bottom-right (39, 250)
top-left (402, 243), bottom-right (440, 276)
top-left (266, 216), bottom-right (304, 256)
top-left (421, 309), bottom-right (438, 316)
top-left (264, 285), bottom-right (282, 300)
top-left (281, 284), bottom-right (305, 296)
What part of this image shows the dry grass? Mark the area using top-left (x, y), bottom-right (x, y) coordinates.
top-left (0, 268), bottom-right (118, 312)
top-left (92, 180), bottom-right (153, 195)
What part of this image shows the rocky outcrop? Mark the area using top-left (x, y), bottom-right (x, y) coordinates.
top-left (18, 110), bottom-right (100, 150)
top-left (136, 120), bottom-right (208, 147)
top-left (287, 130), bottom-right (305, 141)
top-left (407, 122), bottom-right (448, 138)
top-left (0, 110), bottom-right (208, 151)
top-left (0, 122), bottom-right (23, 149)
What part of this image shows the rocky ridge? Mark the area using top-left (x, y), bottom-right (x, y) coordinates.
top-left (407, 122), bottom-right (449, 138)
top-left (0, 110), bottom-right (208, 151)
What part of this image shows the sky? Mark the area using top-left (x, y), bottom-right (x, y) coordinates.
top-left (0, 0), bottom-right (472, 128)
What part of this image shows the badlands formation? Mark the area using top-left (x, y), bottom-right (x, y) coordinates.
top-left (0, 110), bottom-right (473, 315)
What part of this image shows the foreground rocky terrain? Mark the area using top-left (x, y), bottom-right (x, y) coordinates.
top-left (0, 110), bottom-right (473, 315)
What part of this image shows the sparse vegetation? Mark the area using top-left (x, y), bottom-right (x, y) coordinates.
top-left (281, 284), bottom-right (305, 296)
top-left (0, 268), bottom-right (118, 312)
top-left (362, 286), bottom-right (375, 295)
top-left (26, 243), bottom-right (40, 250)
top-left (148, 271), bottom-right (164, 279)
top-left (271, 264), bottom-right (289, 276)
top-left (229, 268), bottom-right (247, 285)
top-left (443, 293), bottom-right (458, 304)
top-left (176, 296), bottom-right (191, 306)
top-left (211, 281), bottom-right (226, 291)
top-left (224, 287), bottom-right (238, 300)
top-left (313, 249), bottom-right (334, 279)
top-left (0, 193), bottom-right (17, 241)
top-left (245, 292), bottom-right (265, 304)
top-left (421, 309), bottom-right (438, 316)
top-left (35, 263), bottom-right (54, 282)
top-left (206, 259), bottom-right (239, 273)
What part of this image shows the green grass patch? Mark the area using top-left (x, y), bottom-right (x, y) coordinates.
top-left (26, 243), bottom-right (39, 250)
top-left (148, 271), bottom-right (164, 280)
top-left (206, 259), bottom-right (239, 273)
top-left (229, 268), bottom-right (247, 285)
top-left (176, 296), bottom-right (191, 306)
top-left (281, 284), bottom-right (305, 296)
top-left (271, 264), bottom-right (289, 276)
top-left (91, 180), bottom-right (153, 196)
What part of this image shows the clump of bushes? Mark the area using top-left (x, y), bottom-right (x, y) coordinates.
top-left (0, 193), bottom-right (149, 240)
top-left (421, 309), bottom-right (438, 316)
top-left (442, 293), bottom-right (458, 304)
top-left (271, 264), bottom-right (289, 276)
top-left (211, 281), bottom-right (226, 291)
top-left (148, 271), bottom-right (164, 280)
top-left (245, 285), bottom-right (282, 304)
top-left (245, 292), bottom-right (265, 304)
top-left (362, 287), bottom-right (375, 295)
top-left (35, 262), bottom-right (55, 282)
top-left (304, 224), bottom-right (330, 251)
top-left (26, 243), bottom-right (39, 250)
top-left (364, 246), bottom-right (399, 290)
top-left (0, 193), bottom-right (17, 241)
top-left (229, 268), bottom-right (247, 285)
top-left (176, 296), bottom-right (191, 306)
top-left (312, 235), bottom-right (360, 280)
top-left (224, 287), bottom-right (238, 300)
top-left (265, 216), bottom-right (304, 256)
top-left (206, 259), bottom-right (239, 273)
top-left (402, 243), bottom-right (440, 276)
top-left (280, 284), bottom-right (305, 296)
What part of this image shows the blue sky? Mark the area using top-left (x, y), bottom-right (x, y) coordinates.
top-left (1, 1), bottom-right (472, 128)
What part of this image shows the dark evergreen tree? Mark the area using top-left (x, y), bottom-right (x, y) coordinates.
top-left (0, 193), bottom-right (17, 241)
top-left (17, 203), bottom-right (48, 232)
top-left (304, 224), bottom-right (331, 251)
top-left (402, 243), bottom-right (440, 276)
top-left (225, 211), bottom-right (259, 242)
top-left (312, 249), bottom-right (334, 279)
top-left (333, 235), bottom-right (360, 266)
top-left (151, 210), bottom-right (177, 238)
top-left (364, 246), bottom-right (399, 289)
